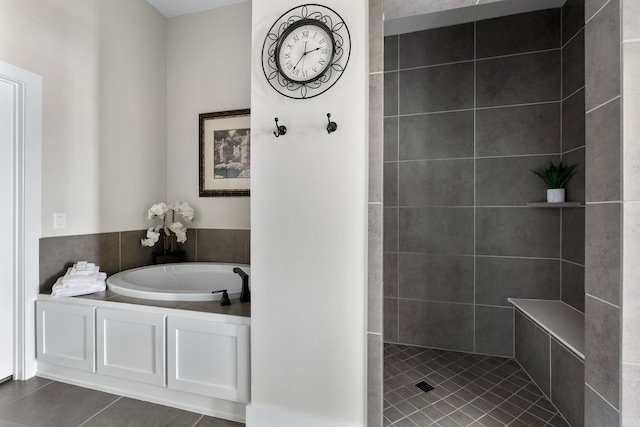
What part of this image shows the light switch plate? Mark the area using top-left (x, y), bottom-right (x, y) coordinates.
top-left (53, 213), bottom-right (65, 229)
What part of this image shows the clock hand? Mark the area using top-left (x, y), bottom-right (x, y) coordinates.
top-left (293, 42), bottom-right (308, 70)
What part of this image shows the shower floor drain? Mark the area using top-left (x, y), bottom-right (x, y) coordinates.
top-left (415, 381), bottom-right (435, 393)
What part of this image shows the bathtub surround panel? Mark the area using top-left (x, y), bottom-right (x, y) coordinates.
top-left (39, 233), bottom-right (120, 292)
top-left (383, 8), bottom-right (576, 356)
top-left (39, 229), bottom-right (250, 291)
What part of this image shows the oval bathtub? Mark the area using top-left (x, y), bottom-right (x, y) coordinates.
top-left (106, 262), bottom-right (250, 301)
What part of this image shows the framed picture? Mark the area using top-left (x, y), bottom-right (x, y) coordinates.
top-left (199, 109), bottom-right (251, 197)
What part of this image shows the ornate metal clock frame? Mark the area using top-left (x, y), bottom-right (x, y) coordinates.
top-left (261, 4), bottom-right (351, 99)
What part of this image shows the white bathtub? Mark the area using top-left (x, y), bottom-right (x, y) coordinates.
top-left (106, 262), bottom-right (250, 301)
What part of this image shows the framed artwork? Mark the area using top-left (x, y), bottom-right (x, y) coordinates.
top-left (199, 109), bottom-right (251, 197)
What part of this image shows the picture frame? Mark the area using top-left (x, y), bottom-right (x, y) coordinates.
top-left (199, 109), bottom-right (251, 197)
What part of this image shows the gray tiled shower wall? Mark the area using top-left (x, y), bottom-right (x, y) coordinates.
top-left (383, 6), bottom-right (586, 358)
top-left (39, 229), bottom-right (250, 292)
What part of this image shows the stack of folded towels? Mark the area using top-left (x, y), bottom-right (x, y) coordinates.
top-left (51, 261), bottom-right (107, 298)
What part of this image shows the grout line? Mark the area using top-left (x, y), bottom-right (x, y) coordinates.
top-left (561, 24), bottom-right (584, 49)
top-left (473, 19), bottom-right (477, 355)
top-left (475, 47), bottom-right (562, 63)
top-left (561, 145), bottom-right (586, 156)
top-left (383, 100), bottom-right (561, 119)
top-left (396, 33), bottom-right (400, 345)
top-left (563, 85), bottom-right (585, 102)
top-left (586, 293), bottom-right (621, 309)
top-left (190, 414), bottom-right (205, 427)
top-left (77, 396), bottom-right (122, 427)
top-left (387, 152), bottom-right (564, 163)
top-left (585, 200), bottom-right (623, 205)
top-left (585, 0), bottom-right (612, 25)
top-left (585, 383), bottom-right (621, 413)
top-left (4, 379), bottom-right (56, 405)
top-left (586, 95), bottom-right (620, 115)
top-left (561, 259), bottom-right (585, 268)
top-left (396, 58), bottom-right (474, 73)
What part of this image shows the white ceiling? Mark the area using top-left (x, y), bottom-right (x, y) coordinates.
top-left (146, 0), bottom-right (247, 18)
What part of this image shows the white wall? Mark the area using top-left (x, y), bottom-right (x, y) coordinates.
top-left (248, 1), bottom-right (368, 426)
top-left (167, 2), bottom-right (251, 230)
top-left (0, 0), bottom-right (167, 237)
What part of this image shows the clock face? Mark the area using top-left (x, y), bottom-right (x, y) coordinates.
top-left (275, 20), bottom-right (335, 84)
top-left (261, 4), bottom-right (351, 99)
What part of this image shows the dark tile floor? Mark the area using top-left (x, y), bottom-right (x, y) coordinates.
top-left (0, 377), bottom-right (244, 427)
top-left (384, 344), bottom-right (570, 427)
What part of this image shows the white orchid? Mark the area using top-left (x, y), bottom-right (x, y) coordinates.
top-left (141, 226), bottom-right (161, 247)
top-left (141, 202), bottom-right (195, 251)
top-left (147, 202), bottom-right (168, 220)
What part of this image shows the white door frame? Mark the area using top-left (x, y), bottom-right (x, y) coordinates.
top-left (0, 60), bottom-right (42, 380)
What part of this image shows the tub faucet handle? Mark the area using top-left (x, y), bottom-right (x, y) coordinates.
top-left (233, 267), bottom-right (250, 303)
top-left (211, 289), bottom-right (231, 306)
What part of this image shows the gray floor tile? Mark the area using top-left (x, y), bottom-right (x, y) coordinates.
top-left (0, 377), bottom-right (53, 405)
top-left (0, 420), bottom-right (26, 427)
top-left (79, 397), bottom-right (201, 427)
top-left (0, 381), bottom-right (118, 427)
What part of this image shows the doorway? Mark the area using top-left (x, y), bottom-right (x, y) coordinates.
top-left (0, 59), bottom-right (42, 381)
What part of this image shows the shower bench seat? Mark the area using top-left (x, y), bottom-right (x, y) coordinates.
top-left (509, 298), bottom-right (585, 427)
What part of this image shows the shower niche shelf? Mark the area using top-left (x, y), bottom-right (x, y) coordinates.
top-left (527, 202), bottom-right (583, 208)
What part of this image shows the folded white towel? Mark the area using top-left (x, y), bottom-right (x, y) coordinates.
top-left (74, 261), bottom-right (95, 271)
top-left (70, 265), bottom-right (99, 276)
top-left (51, 277), bottom-right (106, 298)
top-left (62, 267), bottom-right (101, 285)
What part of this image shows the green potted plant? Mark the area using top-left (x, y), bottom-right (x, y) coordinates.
top-left (531, 161), bottom-right (577, 203)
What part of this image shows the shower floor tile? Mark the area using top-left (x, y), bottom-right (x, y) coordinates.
top-left (383, 344), bottom-right (569, 427)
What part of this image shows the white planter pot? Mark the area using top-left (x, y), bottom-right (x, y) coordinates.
top-left (547, 188), bottom-right (566, 203)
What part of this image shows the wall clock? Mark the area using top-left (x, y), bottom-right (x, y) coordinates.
top-left (261, 4), bottom-right (351, 99)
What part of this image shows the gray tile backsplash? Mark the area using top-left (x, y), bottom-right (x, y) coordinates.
top-left (39, 228), bottom-right (250, 290)
top-left (383, 6), bottom-right (586, 362)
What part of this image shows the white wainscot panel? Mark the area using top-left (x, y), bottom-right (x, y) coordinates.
top-left (167, 316), bottom-right (250, 403)
top-left (36, 301), bottom-right (95, 372)
top-left (97, 308), bottom-right (165, 386)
